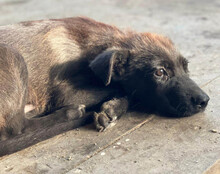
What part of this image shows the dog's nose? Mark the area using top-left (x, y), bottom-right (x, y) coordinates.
top-left (191, 93), bottom-right (210, 110)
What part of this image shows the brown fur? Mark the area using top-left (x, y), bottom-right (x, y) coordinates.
top-left (0, 44), bottom-right (28, 140)
top-left (0, 17), bottom-right (209, 155)
top-left (0, 17), bottom-right (175, 113)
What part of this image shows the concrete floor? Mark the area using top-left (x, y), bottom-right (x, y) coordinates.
top-left (0, 0), bottom-right (219, 173)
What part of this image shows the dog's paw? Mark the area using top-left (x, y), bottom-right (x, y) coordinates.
top-left (66, 104), bottom-right (86, 120)
top-left (93, 111), bottom-right (117, 132)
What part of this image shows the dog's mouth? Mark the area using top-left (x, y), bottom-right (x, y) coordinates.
top-left (172, 103), bottom-right (206, 117)
top-left (129, 89), bottom-right (209, 118)
top-left (158, 94), bottom-right (210, 118)
top-left (157, 102), bottom-right (205, 118)
top-left (153, 75), bottom-right (210, 118)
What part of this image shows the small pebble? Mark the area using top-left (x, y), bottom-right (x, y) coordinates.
top-left (117, 142), bottom-right (121, 145)
top-left (210, 129), bottom-right (218, 133)
top-left (73, 168), bottom-right (82, 173)
top-left (194, 126), bottom-right (202, 130)
top-left (67, 156), bottom-right (72, 161)
top-left (5, 167), bottom-right (13, 172)
top-left (125, 139), bottom-right (130, 142)
top-left (101, 152), bottom-right (105, 156)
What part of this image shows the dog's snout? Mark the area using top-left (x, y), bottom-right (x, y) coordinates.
top-left (163, 76), bottom-right (210, 117)
top-left (191, 93), bottom-right (210, 110)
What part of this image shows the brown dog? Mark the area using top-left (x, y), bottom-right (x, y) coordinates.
top-left (0, 17), bottom-right (209, 155)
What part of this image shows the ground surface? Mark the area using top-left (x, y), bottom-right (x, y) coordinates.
top-left (0, 0), bottom-right (219, 174)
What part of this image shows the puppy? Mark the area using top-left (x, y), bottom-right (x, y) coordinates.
top-left (0, 17), bottom-right (209, 145)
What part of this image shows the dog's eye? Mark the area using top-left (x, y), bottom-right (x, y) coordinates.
top-left (155, 68), bottom-right (165, 77)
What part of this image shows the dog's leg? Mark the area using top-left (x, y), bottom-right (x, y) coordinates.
top-left (94, 97), bottom-right (129, 132)
top-left (0, 106), bottom-right (92, 157)
top-left (24, 104), bottom-right (87, 131)
top-left (0, 44), bottom-right (28, 140)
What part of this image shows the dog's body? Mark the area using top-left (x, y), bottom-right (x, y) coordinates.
top-left (0, 17), bottom-right (209, 154)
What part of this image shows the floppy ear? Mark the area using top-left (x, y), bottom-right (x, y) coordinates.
top-left (89, 49), bottom-right (129, 86)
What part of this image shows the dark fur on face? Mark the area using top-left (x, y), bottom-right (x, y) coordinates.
top-left (90, 32), bottom-right (209, 117)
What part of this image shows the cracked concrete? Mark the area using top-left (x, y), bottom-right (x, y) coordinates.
top-left (0, 0), bottom-right (219, 173)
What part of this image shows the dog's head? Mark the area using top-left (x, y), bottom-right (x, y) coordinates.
top-left (90, 32), bottom-right (209, 117)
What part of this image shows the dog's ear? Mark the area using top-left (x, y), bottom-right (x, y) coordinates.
top-left (89, 49), bottom-right (129, 86)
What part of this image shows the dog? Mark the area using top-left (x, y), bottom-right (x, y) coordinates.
top-left (0, 17), bottom-right (209, 154)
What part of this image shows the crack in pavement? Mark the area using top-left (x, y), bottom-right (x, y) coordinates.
top-left (201, 74), bottom-right (220, 88)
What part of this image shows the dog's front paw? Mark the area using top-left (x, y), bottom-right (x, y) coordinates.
top-left (93, 111), bottom-right (117, 132)
top-left (66, 104), bottom-right (86, 120)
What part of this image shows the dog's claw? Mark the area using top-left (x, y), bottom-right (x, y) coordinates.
top-left (78, 104), bottom-right (86, 117)
top-left (93, 111), bottom-right (117, 132)
top-left (93, 98), bottom-right (128, 132)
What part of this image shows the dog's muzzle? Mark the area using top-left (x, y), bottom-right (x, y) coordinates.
top-left (163, 75), bottom-right (210, 117)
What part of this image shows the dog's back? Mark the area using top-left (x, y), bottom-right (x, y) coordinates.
top-left (0, 17), bottom-right (119, 113)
